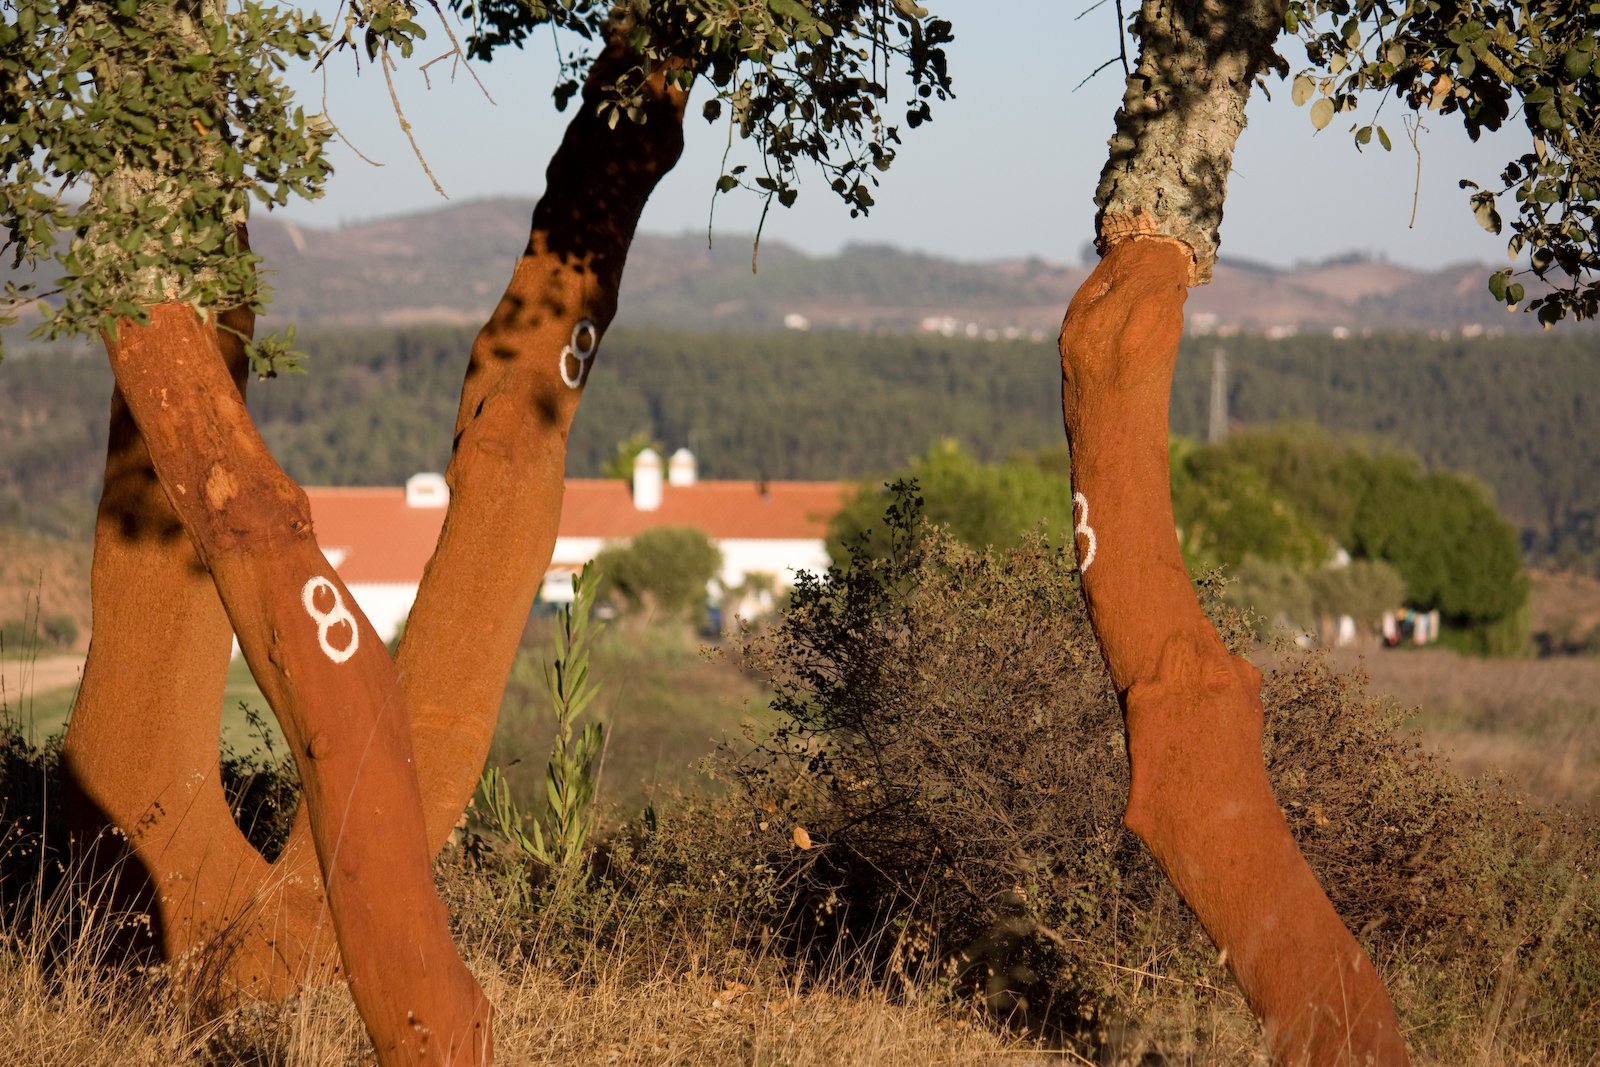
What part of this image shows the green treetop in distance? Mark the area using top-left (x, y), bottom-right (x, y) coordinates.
top-left (1287, 0), bottom-right (1600, 323)
top-left (827, 441), bottom-right (1076, 563)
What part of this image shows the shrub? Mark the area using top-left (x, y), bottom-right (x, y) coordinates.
top-left (593, 526), bottom-right (722, 623)
top-left (723, 483), bottom-right (1599, 1060)
top-left (1226, 555), bottom-right (1313, 638)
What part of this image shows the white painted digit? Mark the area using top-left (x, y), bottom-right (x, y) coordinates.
top-left (1072, 491), bottom-right (1097, 572)
top-left (301, 576), bottom-right (359, 664)
top-left (558, 318), bottom-right (600, 389)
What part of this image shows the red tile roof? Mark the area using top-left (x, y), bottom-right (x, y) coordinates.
top-left (306, 479), bottom-right (848, 585)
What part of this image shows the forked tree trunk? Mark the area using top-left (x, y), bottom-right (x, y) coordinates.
top-left (207, 29), bottom-right (693, 1001)
top-left (103, 304), bottom-right (490, 1067)
top-left (62, 302), bottom-right (334, 998)
top-left (1059, 3), bottom-right (1408, 1064)
top-left (262, 36), bottom-right (690, 876)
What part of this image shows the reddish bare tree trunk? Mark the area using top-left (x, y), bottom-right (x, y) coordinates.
top-left (103, 303), bottom-right (490, 1066)
top-left (264, 38), bottom-right (691, 869)
top-left (61, 304), bottom-right (336, 996)
top-left (1062, 2), bottom-right (1410, 1060)
top-left (1059, 240), bottom-right (1407, 1065)
top-left (398, 42), bottom-right (691, 846)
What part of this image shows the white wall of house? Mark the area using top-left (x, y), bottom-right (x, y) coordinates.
top-left (347, 583), bottom-right (420, 643)
top-left (538, 534), bottom-right (831, 608)
top-left (716, 537), bottom-right (831, 590)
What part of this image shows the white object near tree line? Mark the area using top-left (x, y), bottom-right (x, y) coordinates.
top-left (632, 447), bottom-right (663, 511)
top-left (405, 472), bottom-right (448, 508)
top-left (668, 447), bottom-right (698, 487)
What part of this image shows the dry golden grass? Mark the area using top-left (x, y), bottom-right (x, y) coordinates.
top-left (0, 917), bottom-right (1048, 1067)
top-left (1332, 646), bottom-right (1600, 812)
top-left (9, 919), bottom-right (1583, 1067)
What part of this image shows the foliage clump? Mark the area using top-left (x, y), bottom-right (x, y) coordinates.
top-left (1286, 0), bottom-right (1600, 322)
top-left (451, 0), bottom-right (953, 223)
top-left (0, 2), bottom-right (333, 360)
top-left (594, 525), bottom-right (722, 623)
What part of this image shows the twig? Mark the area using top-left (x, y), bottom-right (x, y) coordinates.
top-left (1115, 0), bottom-right (1130, 78)
top-left (418, 0), bottom-right (496, 104)
top-left (1405, 114), bottom-right (1425, 228)
top-left (1073, 55), bottom-right (1123, 92)
top-left (381, 45), bottom-right (447, 198)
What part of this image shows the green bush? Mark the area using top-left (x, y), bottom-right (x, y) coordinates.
top-left (1226, 555), bottom-right (1313, 638)
top-left (827, 441), bottom-right (1074, 562)
top-left (1307, 557), bottom-right (1407, 628)
top-left (0, 613), bottom-right (82, 654)
top-left (593, 526), bottom-right (722, 623)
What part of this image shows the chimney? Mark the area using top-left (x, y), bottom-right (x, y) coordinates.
top-left (405, 472), bottom-right (449, 508)
top-left (632, 447), bottom-right (663, 511)
top-left (667, 447), bottom-right (697, 487)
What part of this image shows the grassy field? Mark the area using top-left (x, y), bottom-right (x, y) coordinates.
top-left (1343, 645), bottom-right (1600, 813)
top-left (3, 572), bottom-right (1596, 1066)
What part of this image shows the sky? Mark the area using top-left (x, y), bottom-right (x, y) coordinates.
top-left (277, 1), bottom-right (1530, 271)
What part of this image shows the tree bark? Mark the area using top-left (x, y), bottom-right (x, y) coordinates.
top-left (1061, 3), bottom-right (1409, 1064)
top-left (103, 303), bottom-right (491, 1066)
top-left (61, 302), bottom-right (333, 998)
top-left (267, 35), bottom-right (691, 868)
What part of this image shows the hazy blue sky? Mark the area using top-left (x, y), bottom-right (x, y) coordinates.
top-left (279, 1), bottom-right (1529, 270)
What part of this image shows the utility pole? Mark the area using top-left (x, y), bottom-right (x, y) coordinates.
top-left (1208, 346), bottom-right (1228, 444)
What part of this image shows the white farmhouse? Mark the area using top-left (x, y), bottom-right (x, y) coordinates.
top-left (303, 450), bottom-right (848, 641)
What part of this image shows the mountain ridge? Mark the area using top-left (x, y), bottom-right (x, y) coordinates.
top-left (246, 197), bottom-right (1542, 336)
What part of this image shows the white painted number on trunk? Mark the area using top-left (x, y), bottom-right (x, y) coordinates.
top-left (302, 576), bottom-right (359, 664)
top-left (559, 318), bottom-right (600, 389)
top-left (1072, 492), bottom-right (1097, 572)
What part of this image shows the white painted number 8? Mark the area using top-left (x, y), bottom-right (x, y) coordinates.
top-left (302, 576), bottom-right (359, 664)
top-left (1072, 491), bottom-right (1097, 572)
top-left (559, 318), bottom-right (600, 389)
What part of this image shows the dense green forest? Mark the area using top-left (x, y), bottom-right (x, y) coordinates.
top-left (2, 326), bottom-right (1595, 570)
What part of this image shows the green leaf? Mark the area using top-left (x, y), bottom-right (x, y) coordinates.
top-left (1292, 74), bottom-right (1315, 106)
top-left (1377, 126), bottom-right (1392, 151)
top-left (1310, 98), bottom-right (1335, 130)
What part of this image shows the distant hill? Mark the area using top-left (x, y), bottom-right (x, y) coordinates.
top-left (242, 198), bottom-right (1551, 336)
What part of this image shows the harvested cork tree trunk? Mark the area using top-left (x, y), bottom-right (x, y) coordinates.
top-left (1058, 3), bottom-right (1408, 1064)
top-left (263, 35), bottom-right (692, 872)
top-left (61, 304), bottom-right (329, 995)
top-left (103, 304), bottom-right (492, 1066)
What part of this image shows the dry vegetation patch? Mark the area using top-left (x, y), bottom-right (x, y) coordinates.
top-left (1339, 647), bottom-right (1600, 812)
top-left (0, 528), bottom-right (91, 655)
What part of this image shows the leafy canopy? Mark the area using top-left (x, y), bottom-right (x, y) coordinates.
top-left (0, 2), bottom-right (333, 360)
top-left (1286, 0), bottom-right (1600, 323)
top-left (448, 0), bottom-right (954, 220)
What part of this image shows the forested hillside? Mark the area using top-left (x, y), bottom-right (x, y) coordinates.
top-left (2, 327), bottom-right (1595, 569)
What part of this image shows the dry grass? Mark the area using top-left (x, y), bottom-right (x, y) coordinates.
top-left (0, 892), bottom-right (1047, 1067)
top-left (5, 891), bottom-right (1584, 1067)
top-left (1331, 646), bottom-right (1600, 812)
top-left (0, 528), bottom-right (91, 654)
